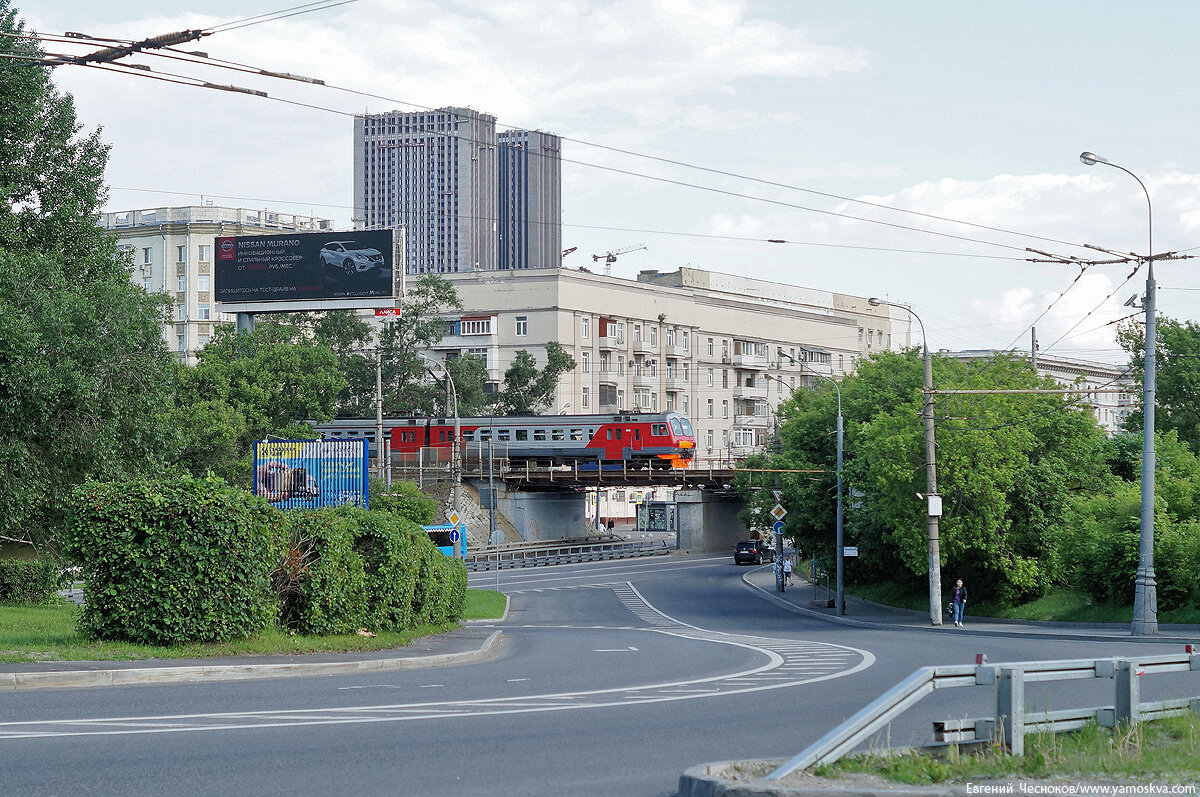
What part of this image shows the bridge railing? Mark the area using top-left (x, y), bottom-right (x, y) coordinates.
top-left (766, 649), bottom-right (1200, 780)
top-left (465, 538), bottom-right (669, 571)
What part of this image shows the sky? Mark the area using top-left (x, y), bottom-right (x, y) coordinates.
top-left (24, 0), bottom-right (1200, 364)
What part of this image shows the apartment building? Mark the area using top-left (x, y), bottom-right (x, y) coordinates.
top-left (102, 205), bottom-right (334, 362)
top-left (430, 266), bottom-right (906, 461)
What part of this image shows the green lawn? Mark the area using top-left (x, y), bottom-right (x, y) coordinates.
top-left (0, 587), bottom-right (507, 664)
top-left (818, 716), bottom-right (1200, 785)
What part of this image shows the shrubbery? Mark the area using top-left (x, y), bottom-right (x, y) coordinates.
top-left (62, 475), bottom-right (466, 645)
top-left (0, 558), bottom-right (60, 602)
top-left (64, 475), bottom-right (280, 645)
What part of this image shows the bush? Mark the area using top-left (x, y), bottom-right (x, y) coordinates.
top-left (369, 479), bottom-right (438, 525)
top-left (274, 508), bottom-right (368, 635)
top-left (0, 559), bottom-right (60, 603)
top-left (349, 507), bottom-right (420, 631)
top-left (412, 543), bottom-right (467, 625)
top-left (63, 475), bottom-right (279, 645)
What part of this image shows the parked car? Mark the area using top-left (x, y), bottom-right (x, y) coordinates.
top-left (319, 240), bottom-right (385, 274)
top-left (733, 539), bottom-right (776, 565)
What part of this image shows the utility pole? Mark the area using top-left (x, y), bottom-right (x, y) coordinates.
top-left (1031, 327), bottom-right (1038, 370)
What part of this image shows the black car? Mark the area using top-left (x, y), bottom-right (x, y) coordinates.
top-left (733, 539), bottom-right (776, 565)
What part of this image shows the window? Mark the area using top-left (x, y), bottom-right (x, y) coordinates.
top-left (722, 340), bottom-right (729, 358)
top-left (497, 429), bottom-right (510, 442)
top-left (197, 275), bottom-right (210, 292)
top-left (722, 430), bottom-right (729, 447)
top-left (515, 316), bottom-right (527, 336)
top-left (467, 347), bottom-right (488, 367)
top-left (707, 337), bottom-right (714, 356)
top-left (651, 393), bottom-right (658, 411)
top-left (143, 247), bottom-right (153, 265)
top-left (682, 395), bottom-right (689, 414)
top-left (617, 355), bottom-right (625, 375)
top-left (707, 399), bottom-right (714, 417)
top-left (648, 359), bottom-right (657, 377)
top-left (722, 400), bottom-right (729, 418)
top-left (600, 353), bottom-right (610, 373)
top-left (633, 324), bottom-right (642, 342)
top-left (176, 304), bottom-right (186, 322)
top-left (570, 429), bottom-right (584, 441)
top-left (177, 335), bottom-right (186, 351)
top-left (868, 329), bottom-right (874, 346)
top-left (176, 245), bottom-right (186, 262)
top-left (198, 334), bottom-right (210, 347)
top-left (682, 331), bottom-right (689, 350)
top-left (707, 368), bottom-right (714, 387)
top-left (581, 317), bottom-right (590, 338)
top-left (614, 322), bottom-right (625, 343)
top-left (461, 318), bottom-right (492, 335)
top-left (650, 327), bottom-right (658, 346)
top-left (197, 304), bottom-right (211, 320)
top-left (534, 429), bottom-right (547, 441)
top-left (706, 430), bottom-right (714, 449)
top-left (858, 328), bottom-right (864, 343)
top-left (198, 244), bottom-right (211, 261)
top-left (722, 370), bottom-right (729, 388)
top-left (617, 389), bottom-right (625, 409)
top-left (552, 429), bottom-right (565, 441)
top-left (177, 275), bottom-right (187, 292)
top-left (143, 276), bottom-right (152, 291)
top-left (886, 334), bottom-right (892, 348)
top-left (666, 328), bottom-right (674, 347)
top-left (582, 387), bottom-right (590, 409)
top-left (652, 423), bottom-right (667, 436)
top-left (582, 351), bottom-right (590, 373)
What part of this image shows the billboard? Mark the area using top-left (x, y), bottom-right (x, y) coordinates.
top-left (252, 439), bottom-right (369, 511)
top-left (215, 229), bottom-right (397, 305)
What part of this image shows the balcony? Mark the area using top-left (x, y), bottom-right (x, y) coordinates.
top-left (665, 375), bottom-right (688, 392)
top-left (597, 334), bottom-right (624, 350)
top-left (734, 413), bottom-right (771, 427)
top-left (633, 338), bottom-right (656, 354)
top-left (732, 353), bottom-right (768, 369)
top-left (734, 384), bottom-right (768, 400)
top-left (632, 371), bottom-right (658, 388)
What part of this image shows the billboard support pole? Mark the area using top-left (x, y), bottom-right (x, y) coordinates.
top-left (236, 312), bottom-right (255, 334)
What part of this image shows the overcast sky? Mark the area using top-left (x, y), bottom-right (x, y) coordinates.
top-left (27, 0), bottom-right (1200, 363)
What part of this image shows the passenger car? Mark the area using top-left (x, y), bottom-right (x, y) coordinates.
top-left (319, 240), bottom-right (385, 274)
top-left (733, 539), bottom-right (776, 565)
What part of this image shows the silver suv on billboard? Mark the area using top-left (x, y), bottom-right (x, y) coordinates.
top-left (320, 240), bottom-right (385, 274)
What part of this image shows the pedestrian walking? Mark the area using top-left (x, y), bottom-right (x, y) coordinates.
top-left (782, 557), bottom-right (793, 586)
top-left (951, 578), bottom-right (968, 627)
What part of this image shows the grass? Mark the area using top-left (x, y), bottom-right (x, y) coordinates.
top-left (845, 581), bottom-right (1200, 625)
top-left (817, 716), bottom-right (1200, 785)
top-left (0, 587), bottom-right (508, 664)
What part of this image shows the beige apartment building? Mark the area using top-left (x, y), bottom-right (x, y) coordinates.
top-left (102, 206), bottom-right (335, 362)
top-left (433, 266), bottom-right (907, 462)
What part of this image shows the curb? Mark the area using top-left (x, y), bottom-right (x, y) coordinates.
top-left (678, 760), bottom-right (966, 797)
top-left (465, 591), bottom-right (511, 623)
top-left (0, 630), bottom-right (504, 693)
top-left (740, 573), bottom-right (1200, 645)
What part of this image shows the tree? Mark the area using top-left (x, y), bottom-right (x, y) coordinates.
top-left (491, 342), bottom-right (576, 415)
top-left (259, 310), bottom-right (375, 416)
top-left (377, 275), bottom-right (469, 416)
top-left (0, 4), bottom-right (176, 553)
top-left (1118, 316), bottom-right (1200, 453)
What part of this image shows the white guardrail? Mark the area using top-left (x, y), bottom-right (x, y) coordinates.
top-left (768, 647), bottom-right (1200, 780)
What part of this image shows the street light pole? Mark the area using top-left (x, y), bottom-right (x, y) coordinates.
top-left (869, 299), bottom-right (942, 626)
top-left (418, 353), bottom-right (462, 558)
top-left (778, 352), bottom-right (845, 615)
top-left (1080, 151), bottom-right (1158, 635)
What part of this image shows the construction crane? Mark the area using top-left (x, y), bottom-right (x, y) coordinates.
top-left (591, 243), bottom-right (647, 275)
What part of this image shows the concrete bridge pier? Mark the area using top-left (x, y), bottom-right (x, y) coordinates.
top-left (674, 488), bottom-right (746, 554)
top-left (470, 479), bottom-right (593, 542)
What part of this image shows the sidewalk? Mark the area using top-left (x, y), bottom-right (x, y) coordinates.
top-left (743, 567), bottom-right (1200, 645)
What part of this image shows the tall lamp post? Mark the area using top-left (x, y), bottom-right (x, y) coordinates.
top-left (868, 298), bottom-right (942, 626)
top-left (417, 353), bottom-right (462, 558)
top-left (777, 352), bottom-right (845, 615)
top-left (1080, 151), bottom-right (1158, 635)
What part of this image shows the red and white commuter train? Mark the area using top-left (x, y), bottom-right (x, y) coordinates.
top-left (313, 412), bottom-right (696, 469)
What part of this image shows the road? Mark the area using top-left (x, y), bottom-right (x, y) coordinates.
top-left (0, 554), bottom-right (1191, 796)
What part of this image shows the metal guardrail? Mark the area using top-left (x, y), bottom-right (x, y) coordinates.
top-left (465, 539), bottom-right (669, 571)
top-left (768, 648), bottom-right (1200, 780)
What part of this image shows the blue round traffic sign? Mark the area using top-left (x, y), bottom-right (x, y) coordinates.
top-left (772, 520), bottom-right (786, 535)
top-left (449, 528), bottom-right (461, 543)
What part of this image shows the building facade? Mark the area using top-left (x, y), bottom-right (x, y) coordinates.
top-left (497, 129), bottom-right (562, 270)
top-left (429, 266), bottom-right (906, 462)
top-left (353, 107), bottom-right (561, 273)
top-left (102, 206), bottom-right (334, 362)
top-left (948, 350), bottom-right (1136, 435)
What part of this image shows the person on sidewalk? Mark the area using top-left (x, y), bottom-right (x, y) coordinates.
top-left (782, 557), bottom-right (794, 586)
top-left (951, 578), bottom-right (968, 627)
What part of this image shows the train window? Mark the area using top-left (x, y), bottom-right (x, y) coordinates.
top-left (615, 428), bottom-right (623, 440)
top-left (569, 429), bottom-right (583, 441)
top-left (498, 429), bottom-right (511, 442)
top-left (651, 423), bottom-right (667, 436)
top-left (479, 429), bottom-right (491, 442)
top-left (515, 429), bottom-right (528, 441)
top-left (606, 429), bottom-right (613, 440)
top-left (552, 429), bottom-right (565, 441)
top-left (534, 429), bottom-right (547, 441)
top-left (464, 430), bottom-right (475, 441)
top-left (670, 418), bottom-right (682, 435)
top-left (439, 430), bottom-right (447, 442)
top-left (633, 429), bottom-right (641, 440)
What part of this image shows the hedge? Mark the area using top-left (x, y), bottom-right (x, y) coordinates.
top-left (274, 508), bottom-right (369, 635)
top-left (64, 475), bottom-right (280, 645)
top-left (0, 558), bottom-right (59, 603)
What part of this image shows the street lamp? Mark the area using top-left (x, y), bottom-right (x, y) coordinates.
top-left (1080, 151), bottom-right (1158, 635)
top-left (868, 298), bottom-right (943, 626)
top-left (778, 351), bottom-right (845, 616)
top-left (417, 352), bottom-right (462, 558)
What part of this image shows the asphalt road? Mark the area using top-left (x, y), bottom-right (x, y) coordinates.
top-left (0, 554), bottom-right (1192, 797)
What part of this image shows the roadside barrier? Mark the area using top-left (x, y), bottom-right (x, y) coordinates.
top-left (465, 539), bottom-right (669, 571)
top-left (767, 646), bottom-right (1200, 780)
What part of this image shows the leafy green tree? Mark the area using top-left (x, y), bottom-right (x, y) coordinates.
top-left (1118, 316), bottom-right (1200, 453)
top-left (377, 275), bottom-right (465, 416)
top-left (259, 310), bottom-right (375, 416)
top-left (492, 342), bottom-right (576, 415)
top-left (0, 5), bottom-right (176, 553)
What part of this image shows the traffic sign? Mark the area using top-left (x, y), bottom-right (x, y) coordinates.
top-left (772, 489), bottom-right (783, 502)
top-left (447, 510), bottom-right (462, 526)
top-left (449, 528), bottom-right (461, 544)
top-left (772, 520), bottom-right (786, 535)
top-left (770, 504), bottom-right (787, 521)
top-left (843, 546), bottom-right (859, 557)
